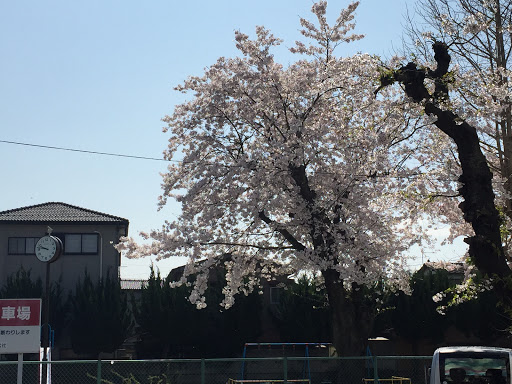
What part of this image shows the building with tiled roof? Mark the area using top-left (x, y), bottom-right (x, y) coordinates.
top-left (0, 202), bottom-right (129, 294)
top-left (0, 202), bottom-right (129, 225)
top-left (417, 261), bottom-right (467, 285)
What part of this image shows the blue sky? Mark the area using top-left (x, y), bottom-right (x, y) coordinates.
top-left (0, 0), bottom-right (465, 278)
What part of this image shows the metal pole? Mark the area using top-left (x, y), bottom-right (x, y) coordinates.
top-left (96, 359), bottom-right (102, 384)
top-left (240, 344), bottom-right (247, 380)
top-left (17, 353), bottom-right (23, 384)
top-left (94, 231), bottom-right (103, 281)
top-left (283, 357), bottom-right (288, 384)
top-left (201, 358), bottom-right (205, 384)
top-left (42, 261), bottom-right (50, 384)
top-left (374, 356), bottom-right (379, 384)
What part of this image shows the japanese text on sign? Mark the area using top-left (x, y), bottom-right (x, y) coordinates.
top-left (1, 305), bottom-right (31, 321)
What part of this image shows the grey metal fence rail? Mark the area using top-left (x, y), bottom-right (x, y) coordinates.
top-left (0, 355), bottom-right (432, 384)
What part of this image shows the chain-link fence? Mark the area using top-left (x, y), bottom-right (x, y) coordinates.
top-left (0, 355), bottom-right (432, 384)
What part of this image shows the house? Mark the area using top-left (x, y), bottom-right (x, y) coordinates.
top-left (0, 202), bottom-right (129, 292)
top-left (417, 261), bottom-right (466, 285)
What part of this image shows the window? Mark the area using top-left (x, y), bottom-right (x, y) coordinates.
top-left (8, 237), bottom-right (40, 255)
top-left (61, 233), bottom-right (98, 254)
top-left (82, 234), bottom-right (98, 253)
top-left (64, 234), bottom-right (81, 253)
top-left (8, 234), bottom-right (99, 256)
top-left (439, 352), bottom-right (510, 384)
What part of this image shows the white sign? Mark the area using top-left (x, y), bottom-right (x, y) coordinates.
top-left (0, 299), bottom-right (41, 353)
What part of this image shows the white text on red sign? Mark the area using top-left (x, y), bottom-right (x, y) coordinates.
top-left (1, 306), bottom-right (31, 321)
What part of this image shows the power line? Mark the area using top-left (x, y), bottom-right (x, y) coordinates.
top-left (0, 139), bottom-right (169, 162)
top-left (0, 139), bottom-right (503, 186)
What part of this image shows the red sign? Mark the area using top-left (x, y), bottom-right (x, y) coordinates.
top-left (0, 298), bottom-right (42, 353)
top-left (0, 299), bottom-right (41, 326)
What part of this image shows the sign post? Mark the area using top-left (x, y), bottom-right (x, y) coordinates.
top-left (0, 298), bottom-right (42, 383)
top-left (18, 353), bottom-right (23, 384)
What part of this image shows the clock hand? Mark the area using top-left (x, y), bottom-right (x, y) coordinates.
top-left (40, 246), bottom-right (49, 250)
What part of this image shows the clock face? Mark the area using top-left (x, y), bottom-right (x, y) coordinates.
top-left (35, 236), bottom-right (61, 263)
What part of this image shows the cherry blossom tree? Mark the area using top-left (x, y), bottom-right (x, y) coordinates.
top-left (119, 2), bottom-right (442, 355)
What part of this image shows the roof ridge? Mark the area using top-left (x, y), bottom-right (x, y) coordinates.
top-left (0, 202), bottom-right (52, 215)
top-left (48, 202), bottom-right (129, 222)
top-left (0, 202), bottom-right (129, 224)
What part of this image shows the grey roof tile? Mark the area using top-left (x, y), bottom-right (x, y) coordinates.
top-left (0, 202), bottom-right (129, 225)
top-left (120, 279), bottom-right (148, 290)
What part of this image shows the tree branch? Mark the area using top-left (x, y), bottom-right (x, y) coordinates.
top-left (377, 41), bottom-right (510, 278)
top-left (258, 211), bottom-right (306, 251)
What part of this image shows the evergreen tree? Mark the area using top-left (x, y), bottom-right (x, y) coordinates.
top-left (69, 272), bottom-right (132, 357)
top-left (274, 274), bottom-right (330, 342)
top-left (381, 269), bottom-right (452, 348)
top-left (132, 265), bottom-right (198, 357)
top-left (375, 267), bottom-right (511, 348)
top-left (133, 265), bottom-right (262, 358)
top-left (0, 266), bottom-right (43, 299)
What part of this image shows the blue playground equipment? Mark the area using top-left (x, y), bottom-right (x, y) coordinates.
top-left (239, 342), bottom-right (332, 382)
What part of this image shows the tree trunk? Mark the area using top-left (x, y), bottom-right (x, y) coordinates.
top-left (387, 42), bottom-right (511, 279)
top-left (322, 268), bottom-right (374, 356)
top-left (424, 103), bottom-right (510, 276)
top-left (282, 163), bottom-right (376, 355)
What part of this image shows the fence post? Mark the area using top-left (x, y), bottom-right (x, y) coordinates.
top-left (201, 358), bottom-right (206, 384)
top-left (96, 360), bottom-right (102, 384)
top-left (283, 357), bottom-right (288, 384)
top-left (373, 356), bottom-right (379, 384)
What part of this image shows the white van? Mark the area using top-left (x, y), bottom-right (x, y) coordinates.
top-left (430, 347), bottom-right (512, 384)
